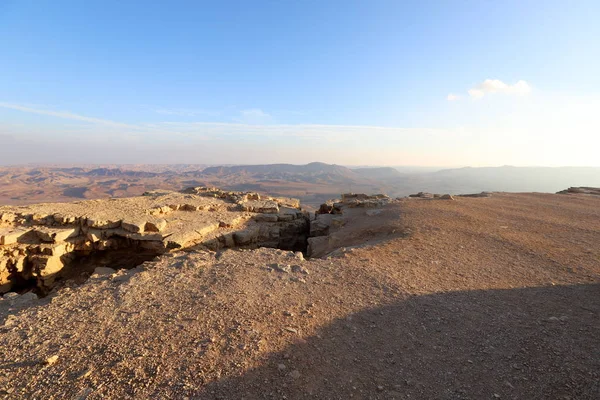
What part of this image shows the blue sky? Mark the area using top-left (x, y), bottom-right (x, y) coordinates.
top-left (1, 0), bottom-right (599, 166)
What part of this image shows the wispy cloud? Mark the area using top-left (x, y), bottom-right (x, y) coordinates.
top-left (0, 102), bottom-right (136, 129)
top-left (234, 108), bottom-right (273, 124)
top-left (0, 102), bottom-right (448, 144)
top-left (447, 94), bottom-right (461, 101)
top-left (468, 79), bottom-right (532, 99)
top-left (154, 108), bottom-right (220, 117)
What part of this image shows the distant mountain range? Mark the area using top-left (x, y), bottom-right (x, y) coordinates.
top-left (0, 163), bottom-right (599, 207)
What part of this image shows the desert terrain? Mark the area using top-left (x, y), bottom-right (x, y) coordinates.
top-left (0, 187), bottom-right (599, 399)
top-left (2, 163), bottom-right (600, 208)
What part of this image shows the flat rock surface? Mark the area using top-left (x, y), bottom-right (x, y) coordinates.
top-left (1, 193), bottom-right (599, 399)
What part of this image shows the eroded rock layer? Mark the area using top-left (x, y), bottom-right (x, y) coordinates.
top-left (0, 187), bottom-right (309, 293)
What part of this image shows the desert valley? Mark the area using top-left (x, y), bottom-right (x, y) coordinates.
top-left (2, 163), bottom-right (600, 208)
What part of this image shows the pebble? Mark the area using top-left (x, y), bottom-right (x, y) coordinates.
top-left (44, 355), bottom-right (59, 366)
top-left (278, 364), bottom-right (287, 371)
top-left (79, 368), bottom-right (93, 379)
top-left (270, 263), bottom-right (291, 273)
top-left (290, 370), bottom-right (301, 379)
top-left (291, 265), bottom-right (309, 274)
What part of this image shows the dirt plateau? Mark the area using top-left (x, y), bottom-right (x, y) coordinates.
top-left (0, 188), bottom-right (599, 399)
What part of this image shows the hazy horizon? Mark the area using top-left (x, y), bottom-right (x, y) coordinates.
top-left (1, 162), bottom-right (600, 170)
top-left (1, 1), bottom-right (599, 167)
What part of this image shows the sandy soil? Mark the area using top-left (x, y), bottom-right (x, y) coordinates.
top-left (0, 192), bottom-right (599, 399)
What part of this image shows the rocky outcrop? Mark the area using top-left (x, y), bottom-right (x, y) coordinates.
top-left (308, 193), bottom-right (393, 257)
top-left (408, 192), bottom-right (456, 200)
top-left (557, 187), bottom-right (600, 196)
top-left (0, 187), bottom-right (309, 293)
top-left (457, 192), bottom-right (492, 198)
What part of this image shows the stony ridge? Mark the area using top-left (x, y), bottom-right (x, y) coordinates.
top-left (0, 187), bottom-right (308, 293)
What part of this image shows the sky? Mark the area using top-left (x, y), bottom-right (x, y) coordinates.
top-left (1, 0), bottom-right (599, 166)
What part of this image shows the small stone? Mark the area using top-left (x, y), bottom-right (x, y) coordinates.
top-left (79, 368), bottom-right (93, 379)
top-left (377, 385), bottom-right (384, 392)
top-left (44, 355), bottom-right (59, 366)
top-left (93, 267), bottom-right (116, 276)
top-left (284, 327), bottom-right (297, 333)
top-left (278, 364), bottom-right (287, 371)
top-left (291, 265), bottom-right (309, 274)
top-left (3, 292), bottom-right (19, 300)
top-left (270, 263), bottom-right (291, 273)
top-left (290, 370), bottom-right (301, 379)
top-left (283, 311), bottom-right (294, 317)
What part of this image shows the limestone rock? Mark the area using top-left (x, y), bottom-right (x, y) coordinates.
top-left (234, 228), bottom-right (259, 245)
top-left (53, 214), bottom-right (77, 225)
top-left (242, 200), bottom-right (279, 214)
top-left (86, 218), bottom-right (121, 229)
top-left (254, 214), bottom-right (279, 222)
top-left (0, 228), bottom-right (30, 245)
top-left (144, 219), bottom-right (168, 232)
top-left (310, 214), bottom-right (334, 237)
top-left (0, 212), bottom-right (16, 223)
top-left (0, 187), bottom-right (311, 293)
top-left (122, 220), bottom-right (146, 233)
top-left (307, 236), bottom-right (329, 258)
top-left (35, 227), bottom-right (79, 243)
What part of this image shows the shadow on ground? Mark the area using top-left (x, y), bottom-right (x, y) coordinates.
top-left (202, 283), bottom-right (600, 399)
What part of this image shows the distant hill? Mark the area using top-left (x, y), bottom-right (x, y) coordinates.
top-left (352, 167), bottom-right (403, 180)
top-left (85, 168), bottom-right (159, 178)
top-left (1, 163), bottom-right (599, 206)
top-left (200, 162), bottom-right (365, 184)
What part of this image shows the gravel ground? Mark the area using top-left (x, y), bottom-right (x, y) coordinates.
top-left (0, 192), bottom-right (599, 399)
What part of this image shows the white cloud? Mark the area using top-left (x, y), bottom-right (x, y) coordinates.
top-left (468, 79), bottom-right (532, 99)
top-left (447, 94), bottom-right (461, 101)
